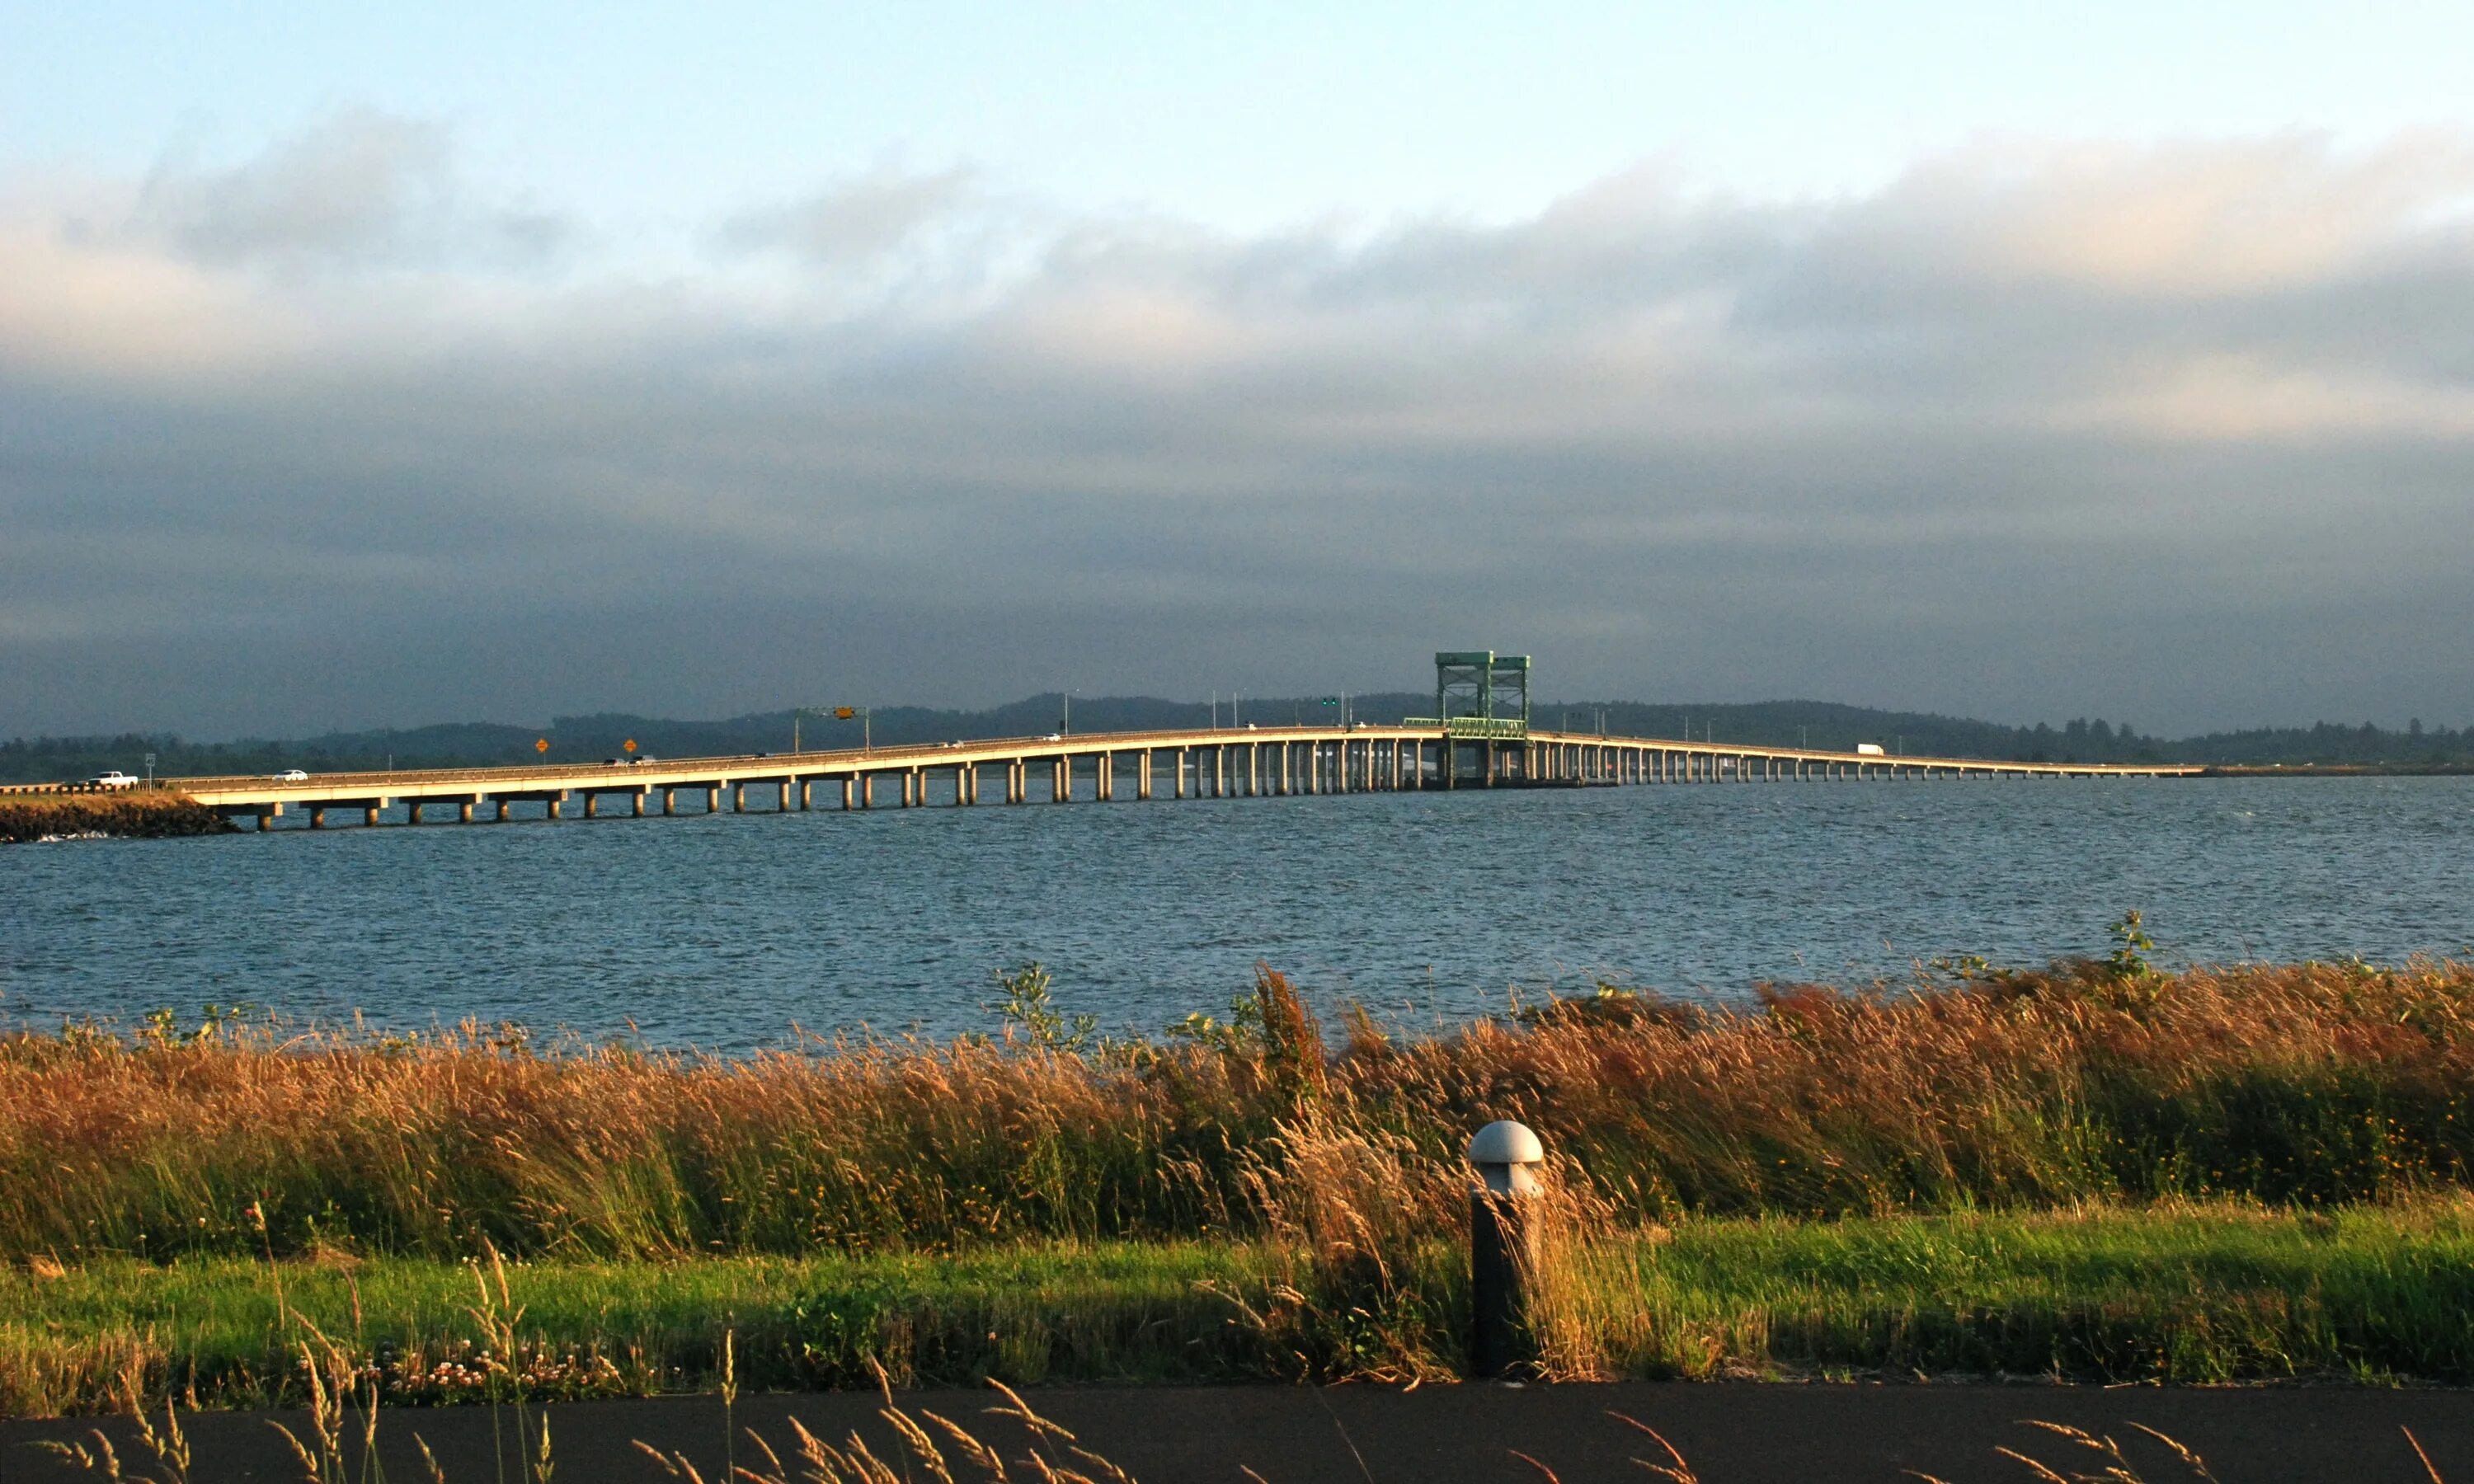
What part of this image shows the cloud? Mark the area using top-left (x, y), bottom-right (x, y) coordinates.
top-left (718, 162), bottom-right (982, 267)
top-left (97, 109), bottom-right (571, 273)
top-left (3, 128), bottom-right (2472, 736)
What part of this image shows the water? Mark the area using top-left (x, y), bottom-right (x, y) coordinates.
top-left (6, 777), bottom-right (2473, 1050)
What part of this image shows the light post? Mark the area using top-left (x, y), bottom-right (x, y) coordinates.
top-left (143, 752), bottom-right (157, 788)
top-left (1061, 690), bottom-right (1075, 736)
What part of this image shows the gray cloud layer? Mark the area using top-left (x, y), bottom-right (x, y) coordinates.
top-left (4, 116), bottom-right (2471, 737)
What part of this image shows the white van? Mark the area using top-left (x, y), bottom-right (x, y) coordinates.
top-left (1855, 743), bottom-right (1887, 757)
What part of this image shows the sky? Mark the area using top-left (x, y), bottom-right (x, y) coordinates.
top-left (5, 2), bottom-right (2473, 738)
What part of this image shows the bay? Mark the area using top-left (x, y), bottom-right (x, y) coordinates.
top-left (5, 776), bottom-right (2471, 1050)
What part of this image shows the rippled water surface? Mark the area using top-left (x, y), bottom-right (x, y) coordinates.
top-left (7, 777), bottom-right (2472, 1049)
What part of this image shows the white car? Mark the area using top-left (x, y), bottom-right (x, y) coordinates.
top-left (87, 771), bottom-right (139, 790)
top-left (271, 768), bottom-right (308, 782)
top-left (1042, 732), bottom-right (1063, 742)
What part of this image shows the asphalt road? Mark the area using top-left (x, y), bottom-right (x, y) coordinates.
top-left (10, 1383), bottom-right (2472, 1482)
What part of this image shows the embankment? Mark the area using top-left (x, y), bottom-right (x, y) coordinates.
top-left (0, 790), bottom-right (231, 843)
top-left (7, 959), bottom-right (2474, 1410)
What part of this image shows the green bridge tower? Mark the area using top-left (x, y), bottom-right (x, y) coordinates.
top-left (1422, 650), bottom-right (1530, 785)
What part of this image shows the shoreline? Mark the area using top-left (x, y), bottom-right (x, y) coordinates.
top-left (8, 960), bottom-right (2474, 1416)
top-left (0, 791), bottom-right (230, 844)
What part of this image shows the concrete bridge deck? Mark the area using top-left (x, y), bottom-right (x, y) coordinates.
top-left (85, 726), bottom-right (2203, 830)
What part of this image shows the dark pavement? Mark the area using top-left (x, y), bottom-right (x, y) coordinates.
top-left (10, 1383), bottom-right (2472, 1482)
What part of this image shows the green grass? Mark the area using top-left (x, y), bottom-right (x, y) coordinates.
top-left (12, 1205), bottom-right (2474, 1416)
top-left (1573, 1203), bottom-right (2474, 1384)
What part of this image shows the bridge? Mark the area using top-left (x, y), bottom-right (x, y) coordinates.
top-left (142, 722), bottom-right (2196, 830)
top-left (21, 655), bottom-right (2200, 829)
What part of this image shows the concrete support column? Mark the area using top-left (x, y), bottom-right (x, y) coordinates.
top-left (463, 801), bottom-right (477, 822)
top-left (405, 801), bottom-right (424, 825)
top-left (1140, 752), bottom-right (1153, 801)
top-left (364, 805), bottom-right (381, 827)
top-left (798, 780), bottom-right (812, 810)
top-left (731, 783), bottom-right (746, 812)
top-left (310, 806), bottom-right (327, 829)
top-left (584, 793), bottom-right (600, 818)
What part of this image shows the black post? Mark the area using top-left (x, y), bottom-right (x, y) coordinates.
top-left (1469, 1188), bottom-right (1533, 1378)
top-left (1466, 1120), bottom-right (1544, 1379)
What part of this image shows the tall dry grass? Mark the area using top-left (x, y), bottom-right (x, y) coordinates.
top-left (4, 960), bottom-right (2472, 1273)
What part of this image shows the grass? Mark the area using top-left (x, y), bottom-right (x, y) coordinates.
top-left (8, 959), bottom-right (2474, 1267)
top-left (9, 959), bottom-right (2474, 1415)
top-left (0, 791), bottom-right (228, 843)
top-left (10, 1205), bottom-right (2474, 1416)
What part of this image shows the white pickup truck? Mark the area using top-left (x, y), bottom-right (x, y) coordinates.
top-left (85, 771), bottom-right (139, 790)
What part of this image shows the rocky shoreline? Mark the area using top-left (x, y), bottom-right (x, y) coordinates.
top-left (0, 791), bottom-right (233, 843)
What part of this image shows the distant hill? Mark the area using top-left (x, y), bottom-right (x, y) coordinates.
top-left (5, 695), bottom-right (2470, 784)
